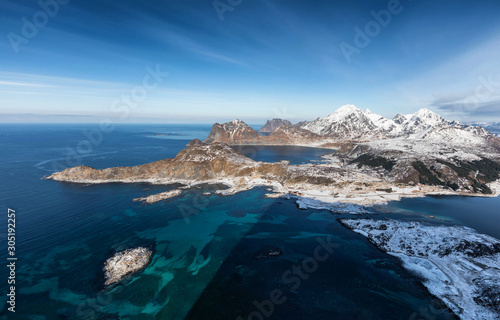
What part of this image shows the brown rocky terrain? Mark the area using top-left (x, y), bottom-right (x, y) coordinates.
top-left (133, 189), bottom-right (182, 204)
top-left (203, 120), bottom-right (330, 147)
top-left (46, 141), bottom-right (288, 185)
top-left (258, 118), bottom-right (292, 133)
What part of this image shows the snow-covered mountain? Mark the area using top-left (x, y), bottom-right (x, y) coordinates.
top-left (302, 105), bottom-right (388, 140)
top-left (301, 105), bottom-right (486, 142)
top-left (398, 108), bottom-right (457, 134)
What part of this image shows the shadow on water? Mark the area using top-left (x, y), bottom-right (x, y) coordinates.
top-left (184, 192), bottom-right (458, 320)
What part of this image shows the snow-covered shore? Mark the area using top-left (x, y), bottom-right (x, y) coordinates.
top-left (340, 218), bottom-right (500, 320)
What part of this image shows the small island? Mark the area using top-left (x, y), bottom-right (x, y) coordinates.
top-left (133, 189), bottom-right (182, 204)
top-left (103, 247), bottom-right (153, 286)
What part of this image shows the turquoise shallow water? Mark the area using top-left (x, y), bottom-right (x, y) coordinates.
top-left (1, 124), bottom-right (497, 319)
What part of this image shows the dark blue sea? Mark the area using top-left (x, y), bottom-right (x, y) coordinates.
top-left (1, 124), bottom-right (499, 319)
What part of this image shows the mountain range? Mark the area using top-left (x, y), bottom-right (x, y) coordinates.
top-left (48, 104), bottom-right (500, 199)
top-left (205, 104), bottom-right (497, 149)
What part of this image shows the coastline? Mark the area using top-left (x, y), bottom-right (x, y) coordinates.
top-left (45, 173), bottom-right (500, 211)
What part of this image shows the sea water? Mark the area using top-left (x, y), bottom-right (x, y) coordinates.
top-left (2, 123), bottom-right (495, 319)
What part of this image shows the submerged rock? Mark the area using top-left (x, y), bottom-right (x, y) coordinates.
top-left (103, 247), bottom-right (152, 286)
top-left (254, 248), bottom-right (283, 259)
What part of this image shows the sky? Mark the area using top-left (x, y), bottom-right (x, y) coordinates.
top-left (1, 0), bottom-right (500, 123)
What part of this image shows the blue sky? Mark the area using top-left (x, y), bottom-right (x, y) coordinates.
top-left (1, 0), bottom-right (500, 123)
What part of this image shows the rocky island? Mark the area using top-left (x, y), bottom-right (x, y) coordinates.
top-left (103, 247), bottom-right (152, 286)
top-left (133, 189), bottom-right (182, 204)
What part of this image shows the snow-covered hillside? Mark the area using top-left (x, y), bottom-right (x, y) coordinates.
top-left (341, 219), bottom-right (500, 320)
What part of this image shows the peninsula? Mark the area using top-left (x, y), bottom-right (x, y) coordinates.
top-left (46, 106), bottom-right (500, 209)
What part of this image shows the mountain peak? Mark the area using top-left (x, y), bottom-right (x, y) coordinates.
top-left (230, 119), bottom-right (245, 125)
top-left (204, 119), bottom-right (260, 144)
top-left (259, 118), bottom-right (293, 134)
top-left (333, 104), bottom-right (359, 113)
top-left (413, 108), bottom-right (441, 118)
top-left (325, 104), bottom-right (362, 120)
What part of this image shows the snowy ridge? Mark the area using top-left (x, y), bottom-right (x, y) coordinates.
top-left (300, 105), bottom-right (491, 143)
top-left (468, 122), bottom-right (500, 136)
top-left (401, 108), bottom-right (454, 134)
top-left (302, 105), bottom-right (385, 140)
top-left (362, 124), bottom-right (499, 161)
top-left (340, 219), bottom-right (500, 320)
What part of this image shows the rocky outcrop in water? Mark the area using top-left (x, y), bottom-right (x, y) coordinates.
top-left (103, 247), bottom-right (152, 286)
top-left (133, 189), bottom-right (182, 204)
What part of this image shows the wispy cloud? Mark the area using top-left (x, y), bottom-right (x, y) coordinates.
top-left (0, 71), bottom-right (130, 92)
top-left (0, 81), bottom-right (52, 88)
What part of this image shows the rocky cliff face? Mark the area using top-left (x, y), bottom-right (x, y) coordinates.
top-left (258, 118), bottom-right (293, 133)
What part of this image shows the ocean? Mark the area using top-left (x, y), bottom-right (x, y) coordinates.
top-left (1, 123), bottom-right (498, 319)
